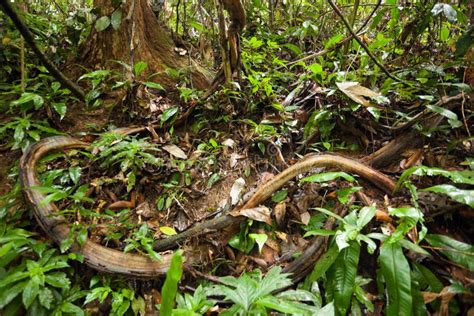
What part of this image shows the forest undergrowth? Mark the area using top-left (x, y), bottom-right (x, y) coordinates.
top-left (0, 0), bottom-right (473, 315)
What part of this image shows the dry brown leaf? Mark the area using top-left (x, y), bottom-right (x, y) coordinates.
top-left (300, 211), bottom-right (311, 225)
top-left (163, 144), bottom-right (188, 159)
top-left (230, 178), bottom-right (246, 205)
top-left (336, 81), bottom-right (380, 107)
top-left (231, 206), bottom-right (272, 225)
top-left (274, 201), bottom-right (286, 227)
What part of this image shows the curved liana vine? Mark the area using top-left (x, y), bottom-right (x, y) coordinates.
top-left (20, 134), bottom-right (396, 279)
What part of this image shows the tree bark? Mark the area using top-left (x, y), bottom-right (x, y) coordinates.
top-left (80, 0), bottom-right (210, 89)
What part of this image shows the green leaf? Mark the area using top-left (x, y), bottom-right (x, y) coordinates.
top-left (306, 242), bottom-right (340, 283)
top-left (45, 272), bottom-right (71, 289)
top-left (0, 242), bottom-right (13, 257)
top-left (161, 107), bottom-right (178, 124)
top-left (61, 302), bottom-right (84, 315)
top-left (304, 229), bottom-right (336, 237)
top-left (77, 228), bottom-right (88, 246)
top-left (308, 63), bottom-right (323, 74)
top-left (411, 262), bottom-right (443, 293)
top-left (336, 186), bottom-right (362, 204)
top-left (325, 34), bottom-right (344, 49)
top-left (68, 166), bottom-right (82, 184)
top-left (271, 189), bottom-right (288, 203)
top-left (144, 82), bottom-right (165, 90)
top-left (95, 16), bottom-right (111, 32)
top-left (426, 105), bottom-right (462, 128)
top-left (160, 226), bottom-right (177, 236)
top-left (127, 171), bottom-right (136, 192)
top-left (455, 28), bottom-right (474, 57)
top-left (111, 9), bottom-right (122, 30)
top-left (422, 185), bottom-right (474, 208)
top-left (378, 243), bottom-right (412, 316)
top-left (134, 61), bottom-right (148, 77)
top-left (356, 206), bottom-right (376, 229)
top-left (0, 280), bottom-right (27, 309)
top-left (249, 233), bottom-right (268, 253)
top-left (327, 241), bottom-right (360, 316)
top-left (425, 234), bottom-right (474, 271)
top-left (301, 171), bottom-right (355, 183)
top-left (52, 102), bottom-right (67, 120)
top-left (22, 278), bottom-right (40, 309)
top-left (38, 287), bottom-right (53, 309)
top-left (160, 250), bottom-right (184, 316)
top-left (11, 92), bottom-right (43, 108)
top-left (283, 43), bottom-right (302, 55)
top-left (397, 166), bottom-right (474, 187)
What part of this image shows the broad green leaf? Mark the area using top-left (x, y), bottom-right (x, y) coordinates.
top-left (160, 226), bottom-right (177, 236)
top-left (45, 272), bottom-right (70, 289)
top-left (325, 34), bottom-right (344, 49)
top-left (95, 16), bottom-right (111, 32)
top-left (455, 28), bottom-right (474, 57)
top-left (327, 241), bottom-right (360, 316)
top-left (22, 278), bottom-right (40, 309)
top-left (68, 166), bottom-right (82, 184)
top-left (426, 105), bottom-right (462, 128)
top-left (38, 287), bottom-right (53, 309)
top-left (161, 107), bottom-right (178, 124)
top-left (397, 166), bottom-right (474, 187)
top-left (308, 63), bottom-right (323, 74)
top-left (52, 102), bottom-right (67, 120)
top-left (134, 61), bottom-right (148, 77)
top-left (300, 171), bottom-right (355, 183)
top-left (313, 207), bottom-right (345, 222)
top-left (77, 228), bottom-right (88, 246)
top-left (248, 233), bottom-right (268, 253)
top-left (378, 243), bottom-right (412, 316)
top-left (160, 250), bottom-right (184, 316)
top-left (337, 186), bottom-right (362, 204)
top-left (131, 296), bottom-right (145, 316)
top-left (440, 27), bottom-right (450, 42)
top-left (388, 207), bottom-right (422, 223)
top-left (356, 206), bottom-right (376, 229)
top-left (0, 280), bottom-right (27, 308)
top-left (306, 242), bottom-right (339, 283)
top-left (411, 262), bottom-right (443, 292)
top-left (0, 242), bottom-right (13, 257)
top-left (304, 229), bottom-right (336, 237)
top-left (127, 171), bottom-right (136, 192)
top-left (422, 185), bottom-right (474, 208)
top-left (11, 92), bottom-right (44, 108)
top-left (144, 82), bottom-right (165, 90)
top-left (283, 43), bottom-right (302, 55)
top-left (61, 302), bottom-right (84, 315)
top-left (425, 234), bottom-right (474, 271)
top-left (257, 295), bottom-right (319, 314)
top-left (111, 9), bottom-right (122, 30)
top-left (277, 289), bottom-right (322, 309)
top-left (411, 280), bottom-right (428, 316)
top-left (271, 189), bottom-right (288, 202)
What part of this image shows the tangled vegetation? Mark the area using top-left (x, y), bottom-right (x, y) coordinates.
top-left (0, 0), bottom-right (473, 315)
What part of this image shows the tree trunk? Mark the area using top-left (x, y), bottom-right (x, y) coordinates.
top-left (79, 0), bottom-right (210, 89)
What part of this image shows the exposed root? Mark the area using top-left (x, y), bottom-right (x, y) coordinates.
top-left (20, 135), bottom-right (396, 280)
